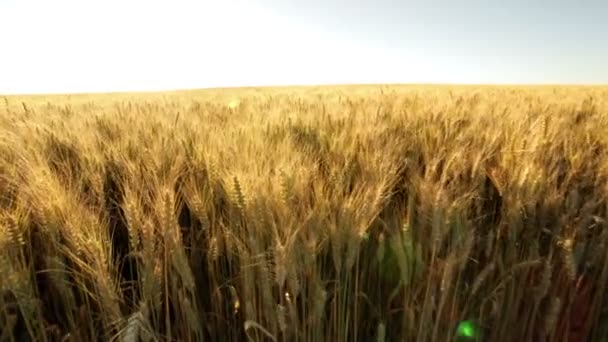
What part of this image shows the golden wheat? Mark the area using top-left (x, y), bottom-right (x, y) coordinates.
top-left (0, 85), bottom-right (607, 341)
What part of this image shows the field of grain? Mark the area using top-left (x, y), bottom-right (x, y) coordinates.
top-left (1, 85), bottom-right (608, 341)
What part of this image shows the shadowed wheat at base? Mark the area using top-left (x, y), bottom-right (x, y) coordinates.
top-left (0, 85), bottom-right (607, 341)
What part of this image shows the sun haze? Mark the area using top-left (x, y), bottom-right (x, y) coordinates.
top-left (1, 0), bottom-right (607, 95)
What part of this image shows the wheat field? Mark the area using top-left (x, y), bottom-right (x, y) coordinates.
top-left (1, 85), bottom-right (608, 341)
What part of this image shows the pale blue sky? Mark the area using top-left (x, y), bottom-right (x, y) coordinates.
top-left (1, 0), bottom-right (607, 94)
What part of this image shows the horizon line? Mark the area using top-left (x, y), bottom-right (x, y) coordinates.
top-left (3, 82), bottom-right (608, 97)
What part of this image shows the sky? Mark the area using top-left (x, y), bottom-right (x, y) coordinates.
top-left (1, 0), bottom-right (607, 94)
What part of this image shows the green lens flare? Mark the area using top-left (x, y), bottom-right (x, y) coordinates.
top-left (456, 320), bottom-right (480, 339)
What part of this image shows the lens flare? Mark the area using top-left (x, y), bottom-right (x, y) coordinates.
top-left (456, 320), bottom-right (480, 340)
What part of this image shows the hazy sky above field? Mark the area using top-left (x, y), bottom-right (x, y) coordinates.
top-left (1, 0), bottom-right (607, 94)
